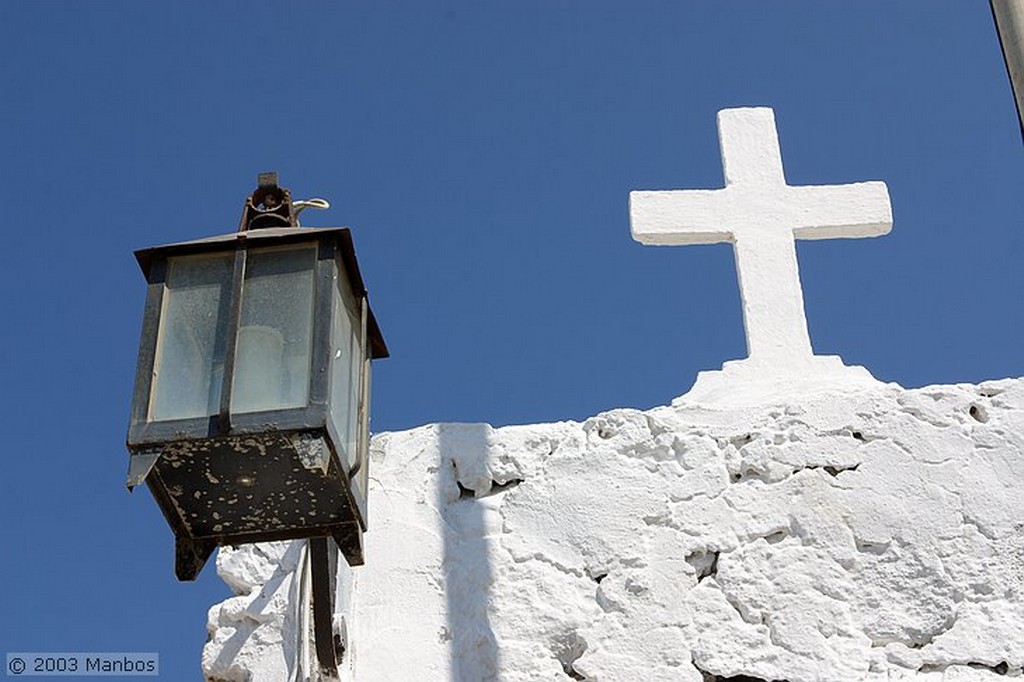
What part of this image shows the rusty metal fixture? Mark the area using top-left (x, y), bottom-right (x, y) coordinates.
top-left (127, 173), bottom-right (386, 674)
top-left (239, 172), bottom-right (299, 230)
top-left (126, 174), bottom-right (388, 583)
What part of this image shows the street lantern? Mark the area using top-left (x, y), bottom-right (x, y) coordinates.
top-left (126, 173), bottom-right (388, 582)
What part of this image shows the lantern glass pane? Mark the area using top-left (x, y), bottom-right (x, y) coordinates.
top-left (353, 354), bottom-right (371, 516)
top-left (231, 244), bottom-right (317, 414)
top-left (149, 253), bottom-right (233, 421)
top-left (329, 263), bottom-right (360, 471)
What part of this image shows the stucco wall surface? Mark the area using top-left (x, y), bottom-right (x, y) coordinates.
top-left (205, 379), bottom-right (1024, 681)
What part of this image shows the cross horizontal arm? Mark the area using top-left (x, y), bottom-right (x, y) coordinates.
top-left (629, 189), bottom-right (733, 245)
top-left (785, 182), bottom-right (892, 239)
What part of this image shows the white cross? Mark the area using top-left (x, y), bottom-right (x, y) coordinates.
top-left (630, 107), bottom-right (892, 374)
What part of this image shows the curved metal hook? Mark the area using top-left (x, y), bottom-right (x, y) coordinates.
top-left (294, 198), bottom-right (331, 226)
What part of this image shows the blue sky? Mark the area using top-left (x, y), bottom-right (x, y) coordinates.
top-left (2, 2), bottom-right (1022, 678)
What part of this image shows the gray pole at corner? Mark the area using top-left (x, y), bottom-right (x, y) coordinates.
top-left (992, 0), bottom-right (1024, 140)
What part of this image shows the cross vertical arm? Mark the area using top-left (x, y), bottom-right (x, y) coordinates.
top-left (718, 108), bottom-right (786, 187)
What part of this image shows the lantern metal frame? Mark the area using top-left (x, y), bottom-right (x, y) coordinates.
top-left (126, 179), bottom-right (388, 584)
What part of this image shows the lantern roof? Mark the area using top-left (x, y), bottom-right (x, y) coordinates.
top-left (134, 225), bottom-right (389, 359)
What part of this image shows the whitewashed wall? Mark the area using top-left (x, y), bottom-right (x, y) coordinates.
top-left (205, 379), bottom-right (1024, 681)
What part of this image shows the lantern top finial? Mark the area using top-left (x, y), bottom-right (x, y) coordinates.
top-left (240, 171), bottom-right (297, 231)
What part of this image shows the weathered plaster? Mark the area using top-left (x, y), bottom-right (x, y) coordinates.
top-left (205, 378), bottom-right (1024, 681)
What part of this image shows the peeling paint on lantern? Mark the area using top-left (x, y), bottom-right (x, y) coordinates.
top-left (291, 432), bottom-right (331, 473)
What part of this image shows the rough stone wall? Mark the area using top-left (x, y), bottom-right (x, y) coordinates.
top-left (205, 379), bottom-right (1024, 681)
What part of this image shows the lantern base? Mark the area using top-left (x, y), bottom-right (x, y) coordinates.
top-left (129, 428), bottom-right (366, 580)
top-left (175, 537), bottom-right (218, 582)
